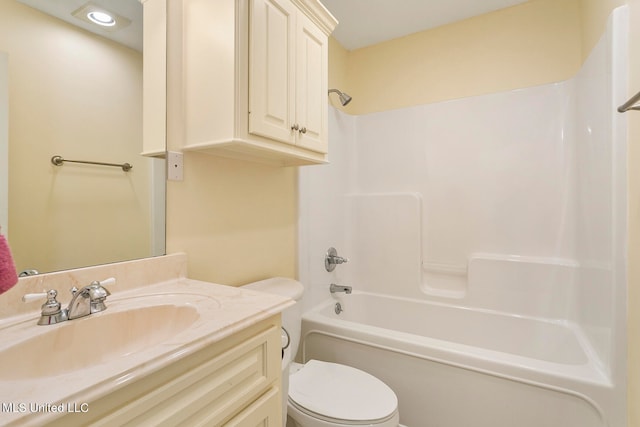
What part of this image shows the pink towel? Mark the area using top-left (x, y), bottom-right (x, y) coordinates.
top-left (0, 234), bottom-right (18, 294)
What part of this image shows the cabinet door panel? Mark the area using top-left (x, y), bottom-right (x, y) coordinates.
top-left (249, 0), bottom-right (296, 144)
top-left (295, 12), bottom-right (327, 153)
top-left (224, 386), bottom-right (281, 427)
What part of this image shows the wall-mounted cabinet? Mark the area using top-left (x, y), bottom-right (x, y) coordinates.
top-left (176, 0), bottom-right (337, 166)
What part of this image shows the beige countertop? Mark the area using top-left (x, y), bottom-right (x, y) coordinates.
top-left (0, 255), bottom-right (292, 426)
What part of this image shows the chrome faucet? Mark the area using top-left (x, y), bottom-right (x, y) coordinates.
top-left (22, 278), bottom-right (114, 325)
top-left (330, 283), bottom-right (352, 294)
top-left (67, 279), bottom-right (112, 320)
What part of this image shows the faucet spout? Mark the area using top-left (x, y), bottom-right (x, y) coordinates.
top-left (66, 287), bottom-right (91, 320)
top-left (67, 279), bottom-right (113, 320)
top-left (330, 283), bottom-right (352, 294)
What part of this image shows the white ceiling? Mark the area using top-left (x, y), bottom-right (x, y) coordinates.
top-left (18, 0), bottom-right (530, 54)
top-left (17, 0), bottom-right (142, 51)
top-left (321, 0), bottom-right (530, 51)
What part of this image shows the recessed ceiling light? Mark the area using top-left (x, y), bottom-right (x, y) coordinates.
top-left (86, 11), bottom-right (116, 27)
top-left (71, 2), bottom-right (131, 32)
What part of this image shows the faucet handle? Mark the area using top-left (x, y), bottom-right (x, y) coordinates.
top-left (88, 277), bottom-right (113, 313)
top-left (23, 289), bottom-right (61, 308)
top-left (94, 277), bottom-right (116, 287)
top-left (22, 290), bottom-right (49, 303)
top-left (89, 285), bottom-right (110, 300)
top-left (23, 290), bottom-right (67, 325)
top-left (88, 277), bottom-right (115, 291)
top-left (89, 278), bottom-right (114, 298)
top-left (325, 247), bottom-right (349, 272)
top-left (40, 290), bottom-right (63, 315)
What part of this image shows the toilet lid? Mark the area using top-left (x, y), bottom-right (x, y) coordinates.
top-left (289, 360), bottom-right (398, 422)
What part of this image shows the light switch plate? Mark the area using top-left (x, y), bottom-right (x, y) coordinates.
top-left (167, 151), bottom-right (183, 181)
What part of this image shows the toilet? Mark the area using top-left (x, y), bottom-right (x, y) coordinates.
top-left (242, 278), bottom-right (400, 427)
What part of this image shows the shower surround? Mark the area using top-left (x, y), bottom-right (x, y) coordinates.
top-left (298, 6), bottom-right (627, 427)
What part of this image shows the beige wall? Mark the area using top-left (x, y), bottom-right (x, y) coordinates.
top-left (166, 153), bottom-right (297, 286)
top-left (328, 37), bottom-right (350, 111)
top-left (1, 1), bottom-right (152, 273)
top-left (336, 0), bottom-right (582, 115)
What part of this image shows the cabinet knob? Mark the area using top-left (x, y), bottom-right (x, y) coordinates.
top-left (299, 127), bottom-right (307, 134)
top-left (291, 124), bottom-right (299, 131)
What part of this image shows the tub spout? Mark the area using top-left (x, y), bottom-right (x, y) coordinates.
top-left (330, 284), bottom-right (352, 294)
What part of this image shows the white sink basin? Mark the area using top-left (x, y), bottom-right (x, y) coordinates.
top-left (0, 304), bottom-right (199, 380)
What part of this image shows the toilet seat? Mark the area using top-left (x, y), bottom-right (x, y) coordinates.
top-left (288, 360), bottom-right (398, 424)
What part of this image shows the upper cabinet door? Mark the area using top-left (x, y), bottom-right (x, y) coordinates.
top-left (295, 12), bottom-right (327, 154)
top-left (249, 0), bottom-right (296, 145)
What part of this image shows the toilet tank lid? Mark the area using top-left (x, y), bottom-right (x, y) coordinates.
top-left (242, 277), bottom-right (304, 301)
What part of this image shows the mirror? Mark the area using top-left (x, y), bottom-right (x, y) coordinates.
top-left (0, 0), bottom-right (166, 275)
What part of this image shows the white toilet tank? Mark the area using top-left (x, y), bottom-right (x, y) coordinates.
top-left (242, 277), bottom-right (304, 426)
top-left (242, 277), bottom-right (304, 365)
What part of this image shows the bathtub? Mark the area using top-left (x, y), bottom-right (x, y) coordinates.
top-left (300, 292), bottom-right (615, 427)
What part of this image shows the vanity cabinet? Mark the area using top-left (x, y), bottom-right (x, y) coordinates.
top-left (46, 316), bottom-right (282, 427)
top-left (178, 0), bottom-right (337, 166)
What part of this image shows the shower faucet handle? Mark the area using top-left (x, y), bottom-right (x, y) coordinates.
top-left (325, 247), bottom-right (349, 272)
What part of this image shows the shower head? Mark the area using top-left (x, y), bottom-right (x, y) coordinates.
top-left (328, 89), bottom-right (352, 106)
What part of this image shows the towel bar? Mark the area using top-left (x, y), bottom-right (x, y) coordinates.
top-left (51, 155), bottom-right (132, 172)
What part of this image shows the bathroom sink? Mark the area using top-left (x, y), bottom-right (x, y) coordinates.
top-left (0, 304), bottom-right (199, 380)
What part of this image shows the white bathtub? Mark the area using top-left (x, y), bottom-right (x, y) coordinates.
top-left (300, 292), bottom-right (614, 427)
